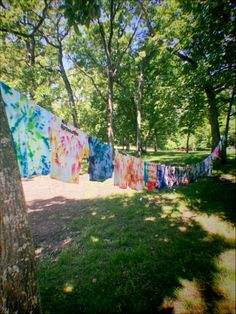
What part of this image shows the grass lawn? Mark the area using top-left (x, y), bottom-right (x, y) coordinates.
top-left (37, 151), bottom-right (235, 314)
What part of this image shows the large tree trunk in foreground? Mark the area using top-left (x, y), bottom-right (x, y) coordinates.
top-left (0, 94), bottom-right (41, 313)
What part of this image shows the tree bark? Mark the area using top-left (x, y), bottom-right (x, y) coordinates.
top-left (58, 44), bottom-right (79, 128)
top-left (221, 83), bottom-right (236, 164)
top-left (154, 128), bottom-right (158, 152)
top-left (107, 70), bottom-right (114, 151)
top-left (205, 85), bottom-right (221, 150)
top-left (136, 63), bottom-right (144, 157)
top-left (0, 94), bottom-right (41, 313)
top-left (186, 128), bottom-right (191, 153)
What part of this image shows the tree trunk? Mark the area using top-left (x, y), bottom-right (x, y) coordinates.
top-left (58, 44), bottom-right (79, 128)
top-left (121, 136), bottom-right (125, 151)
top-left (136, 64), bottom-right (144, 157)
top-left (26, 37), bottom-right (37, 100)
top-left (221, 84), bottom-right (236, 164)
top-left (154, 128), bottom-right (158, 152)
top-left (107, 70), bottom-right (114, 152)
top-left (186, 128), bottom-right (191, 153)
top-left (205, 85), bottom-right (221, 150)
top-left (0, 94), bottom-right (41, 313)
top-left (126, 134), bottom-right (130, 151)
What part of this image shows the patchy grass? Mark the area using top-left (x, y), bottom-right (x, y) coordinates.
top-left (37, 151), bottom-right (235, 314)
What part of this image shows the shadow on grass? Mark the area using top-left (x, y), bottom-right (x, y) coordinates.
top-left (177, 161), bottom-right (236, 226)
top-left (29, 192), bottom-right (234, 314)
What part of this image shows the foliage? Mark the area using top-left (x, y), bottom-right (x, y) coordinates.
top-left (0, 0), bottom-right (235, 148)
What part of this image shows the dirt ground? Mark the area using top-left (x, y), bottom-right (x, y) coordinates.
top-left (23, 175), bottom-right (135, 257)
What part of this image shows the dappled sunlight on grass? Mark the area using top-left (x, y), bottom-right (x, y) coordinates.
top-left (35, 155), bottom-right (235, 313)
top-left (90, 236), bottom-right (99, 243)
top-left (144, 216), bottom-right (157, 222)
top-left (196, 214), bottom-right (235, 243)
top-left (63, 283), bottom-right (74, 294)
top-left (171, 279), bottom-right (206, 314)
top-left (214, 249), bottom-right (236, 312)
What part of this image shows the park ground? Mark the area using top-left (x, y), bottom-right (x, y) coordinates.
top-left (23, 150), bottom-right (236, 314)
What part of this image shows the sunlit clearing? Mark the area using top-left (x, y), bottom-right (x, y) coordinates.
top-left (63, 283), bottom-right (74, 294)
top-left (196, 214), bottom-right (235, 242)
top-left (172, 279), bottom-right (206, 313)
top-left (144, 216), bottom-right (156, 222)
top-left (91, 236), bottom-right (99, 243)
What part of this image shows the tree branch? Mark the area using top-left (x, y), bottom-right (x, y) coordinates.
top-left (113, 13), bottom-right (142, 77)
top-left (97, 18), bottom-right (110, 62)
top-left (0, 0), bottom-right (52, 38)
top-left (72, 58), bottom-right (107, 104)
top-left (137, 0), bottom-right (155, 37)
top-left (108, 0), bottom-right (114, 53)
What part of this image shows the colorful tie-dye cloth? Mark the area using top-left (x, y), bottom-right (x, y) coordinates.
top-left (88, 136), bottom-right (114, 182)
top-left (126, 155), bottom-right (144, 191)
top-left (144, 161), bottom-right (157, 190)
top-left (114, 150), bottom-right (128, 189)
top-left (0, 82), bottom-right (52, 177)
top-left (50, 115), bottom-right (89, 183)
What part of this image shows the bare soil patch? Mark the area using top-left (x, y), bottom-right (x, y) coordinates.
top-left (23, 175), bottom-right (135, 257)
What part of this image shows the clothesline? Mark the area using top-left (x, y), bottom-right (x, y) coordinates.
top-left (0, 81), bottom-right (223, 193)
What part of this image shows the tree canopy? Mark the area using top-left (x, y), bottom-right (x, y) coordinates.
top-left (0, 0), bottom-right (235, 155)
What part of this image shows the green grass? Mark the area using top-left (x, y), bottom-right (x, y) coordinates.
top-left (37, 151), bottom-right (235, 314)
top-left (119, 148), bottom-right (211, 166)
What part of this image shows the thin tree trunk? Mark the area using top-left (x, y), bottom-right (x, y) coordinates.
top-left (58, 44), bottom-right (79, 128)
top-left (186, 128), bottom-right (191, 153)
top-left (121, 135), bottom-right (125, 150)
top-left (26, 36), bottom-right (37, 100)
top-left (205, 85), bottom-right (221, 150)
top-left (0, 93), bottom-right (41, 313)
top-left (136, 64), bottom-right (144, 157)
top-left (107, 70), bottom-right (114, 151)
top-left (126, 134), bottom-right (130, 151)
top-left (154, 128), bottom-right (158, 152)
top-left (221, 83), bottom-right (236, 164)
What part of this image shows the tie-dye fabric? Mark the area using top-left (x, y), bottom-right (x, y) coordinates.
top-left (88, 136), bottom-right (113, 182)
top-left (50, 116), bottom-right (89, 183)
top-left (26, 104), bottom-right (52, 176)
top-left (156, 165), bottom-right (167, 189)
top-left (144, 161), bottom-right (157, 190)
top-left (0, 81), bottom-right (51, 177)
top-left (164, 166), bottom-right (178, 187)
top-left (144, 162), bottom-right (157, 184)
top-left (126, 155), bottom-right (144, 191)
top-left (114, 150), bottom-right (128, 189)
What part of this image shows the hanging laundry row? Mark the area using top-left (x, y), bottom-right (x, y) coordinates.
top-left (114, 145), bottom-right (219, 192)
top-left (0, 81), bottom-right (113, 183)
top-left (0, 81), bottom-right (223, 191)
